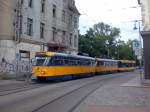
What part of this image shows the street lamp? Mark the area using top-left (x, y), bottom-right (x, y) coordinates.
top-left (105, 40), bottom-right (110, 58)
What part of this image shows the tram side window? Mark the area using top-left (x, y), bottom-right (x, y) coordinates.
top-left (77, 59), bottom-right (81, 66)
top-left (69, 60), bottom-right (75, 65)
top-left (98, 61), bottom-right (104, 66)
top-left (53, 60), bottom-right (61, 65)
top-left (88, 60), bottom-right (92, 66)
top-left (114, 62), bottom-right (118, 67)
top-left (82, 60), bottom-right (86, 66)
top-left (51, 56), bottom-right (63, 65)
top-left (104, 61), bottom-right (109, 66)
top-left (91, 61), bottom-right (94, 66)
top-left (75, 60), bottom-right (78, 65)
top-left (82, 60), bottom-right (91, 66)
top-left (78, 60), bottom-right (82, 65)
top-left (64, 59), bottom-right (68, 65)
top-left (46, 57), bottom-right (52, 66)
top-left (92, 61), bottom-right (96, 66)
top-left (118, 62), bottom-right (122, 67)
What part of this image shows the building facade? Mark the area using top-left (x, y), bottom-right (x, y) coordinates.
top-left (138, 0), bottom-right (150, 31)
top-left (138, 0), bottom-right (150, 79)
top-left (0, 0), bottom-right (80, 62)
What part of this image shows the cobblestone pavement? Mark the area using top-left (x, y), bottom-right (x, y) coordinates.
top-left (73, 71), bottom-right (150, 112)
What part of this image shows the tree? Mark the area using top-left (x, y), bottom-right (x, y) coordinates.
top-left (115, 39), bottom-right (135, 60)
top-left (79, 22), bottom-right (120, 58)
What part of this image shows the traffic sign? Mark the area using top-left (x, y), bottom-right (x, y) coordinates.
top-left (132, 40), bottom-right (141, 50)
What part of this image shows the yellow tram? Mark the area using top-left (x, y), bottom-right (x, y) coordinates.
top-left (32, 52), bottom-right (136, 81)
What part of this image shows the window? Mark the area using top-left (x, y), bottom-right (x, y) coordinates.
top-left (72, 0), bottom-right (75, 6)
top-left (53, 4), bottom-right (56, 18)
top-left (19, 15), bottom-right (23, 35)
top-left (21, 0), bottom-right (24, 4)
top-left (69, 33), bottom-right (72, 46)
top-left (35, 57), bottom-right (46, 66)
top-left (74, 16), bottom-right (78, 28)
top-left (69, 14), bottom-right (73, 27)
top-left (19, 50), bottom-right (30, 61)
top-left (62, 10), bottom-right (65, 22)
top-left (52, 27), bottom-right (57, 41)
top-left (27, 18), bottom-right (33, 36)
top-left (62, 31), bottom-right (66, 43)
top-left (74, 35), bottom-right (78, 47)
top-left (41, 0), bottom-right (46, 13)
top-left (28, 0), bottom-right (33, 8)
top-left (40, 23), bottom-right (45, 39)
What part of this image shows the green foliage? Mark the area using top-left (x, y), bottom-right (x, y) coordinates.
top-left (116, 39), bottom-right (136, 60)
top-left (79, 22), bottom-right (135, 60)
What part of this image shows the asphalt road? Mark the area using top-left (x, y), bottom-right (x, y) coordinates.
top-left (0, 71), bottom-right (137, 112)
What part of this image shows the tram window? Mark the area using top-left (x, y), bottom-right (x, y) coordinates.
top-left (85, 60), bottom-right (88, 65)
top-left (74, 60), bottom-right (78, 65)
top-left (46, 57), bottom-right (52, 65)
top-left (108, 62), bottom-right (113, 66)
top-left (53, 60), bottom-right (59, 65)
top-left (81, 60), bottom-right (85, 65)
top-left (69, 60), bottom-right (74, 65)
top-left (104, 61), bottom-right (108, 66)
top-left (64, 59), bottom-right (68, 65)
top-left (88, 61), bottom-right (91, 66)
top-left (86, 60), bottom-right (90, 66)
top-left (91, 61), bottom-right (94, 66)
top-left (35, 58), bottom-right (46, 66)
top-left (118, 62), bottom-right (122, 67)
top-left (97, 61), bottom-right (103, 66)
top-left (108, 62), bottom-right (111, 66)
top-left (114, 62), bottom-right (118, 67)
top-left (78, 60), bottom-right (82, 65)
top-left (82, 60), bottom-right (87, 66)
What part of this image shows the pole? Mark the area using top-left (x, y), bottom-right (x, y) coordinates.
top-left (107, 47), bottom-right (110, 58)
top-left (137, 21), bottom-right (143, 80)
top-left (133, 20), bottom-right (143, 80)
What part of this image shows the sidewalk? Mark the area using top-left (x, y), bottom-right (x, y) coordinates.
top-left (73, 72), bottom-right (150, 112)
top-left (122, 76), bottom-right (150, 88)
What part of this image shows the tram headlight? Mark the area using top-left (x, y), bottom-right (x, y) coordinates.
top-left (31, 71), bottom-right (35, 74)
top-left (41, 71), bottom-right (45, 74)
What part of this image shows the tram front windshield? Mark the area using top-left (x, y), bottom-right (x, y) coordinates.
top-left (35, 57), bottom-right (47, 66)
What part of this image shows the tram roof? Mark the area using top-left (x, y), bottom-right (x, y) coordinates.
top-left (118, 60), bottom-right (136, 63)
top-left (36, 52), bottom-right (95, 60)
top-left (97, 58), bottom-right (118, 62)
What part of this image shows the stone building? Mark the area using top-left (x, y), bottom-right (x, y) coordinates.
top-left (0, 0), bottom-right (80, 62)
top-left (138, 0), bottom-right (150, 79)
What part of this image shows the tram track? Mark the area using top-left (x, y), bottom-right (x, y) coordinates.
top-left (0, 78), bottom-right (95, 96)
top-left (0, 73), bottom-right (120, 97)
top-left (0, 83), bottom-right (47, 96)
top-left (32, 73), bottom-right (123, 112)
top-left (0, 72), bottom-right (133, 112)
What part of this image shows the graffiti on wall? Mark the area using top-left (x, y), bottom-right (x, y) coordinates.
top-left (0, 60), bottom-right (32, 74)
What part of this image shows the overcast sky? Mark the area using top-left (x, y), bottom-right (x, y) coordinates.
top-left (75, 0), bottom-right (142, 41)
